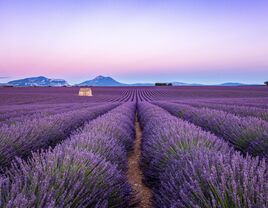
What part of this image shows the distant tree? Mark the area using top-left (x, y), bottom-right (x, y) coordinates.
top-left (265, 81), bottom-right (268, 86)
top-left (155, 82), bottom-right (173, 86)
top-left (155, 83), bottom-right (168, 86)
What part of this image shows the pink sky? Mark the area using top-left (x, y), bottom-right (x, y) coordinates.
top-left (0, 1), bottom-right (268, 84)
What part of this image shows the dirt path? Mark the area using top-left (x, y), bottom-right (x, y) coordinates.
top-left (127, 115), bottom-right (152, 208)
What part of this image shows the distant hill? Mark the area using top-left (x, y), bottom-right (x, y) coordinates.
top-left (78, 75), bottom-right (127, 86)
top-left (7, 76), bottom-right (69, 87)
top-left (219, 82), bottom-right (247, 86)
top-left (78, 76), bottom-right (208, 86)
top-left (172, 82), bottom-right (204, 86)
top-left (2, 75), bottom-right (261, 87)
top-left (129, 83), bottom-right (154, 86)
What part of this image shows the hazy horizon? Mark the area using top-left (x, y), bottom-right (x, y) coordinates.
top-left (1, 0), bottom-right (268, 84)
top-left (0, 74), bottom-right (264, 85)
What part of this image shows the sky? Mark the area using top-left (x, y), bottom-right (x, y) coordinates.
top-left (0, 0), bottom-right (268, 84)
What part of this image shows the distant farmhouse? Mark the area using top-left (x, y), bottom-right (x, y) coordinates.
top-left (155, 82), bottom-right (173, 86)
top-left (78, 88), bottom-right (93, 96)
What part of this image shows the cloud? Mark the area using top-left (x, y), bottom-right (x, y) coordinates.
top-left (0, 76), bottom-right (9, 79)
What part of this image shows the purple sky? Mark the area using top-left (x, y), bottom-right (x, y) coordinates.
top-left (0, 0), bottom-right (268, 84)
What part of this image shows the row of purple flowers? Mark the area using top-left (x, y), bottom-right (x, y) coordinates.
top-left (0, 103), bottom-right (118, 169)
top-left (155, 102), bottom-right (268, 159)
top-left (138, 102), bottom-right (267, 207)
top-left (175, 100), bottom-right (268, 121)
top-left (0, 102), bottom-right (137, 207)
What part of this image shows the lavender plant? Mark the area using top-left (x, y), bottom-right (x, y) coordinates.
top-left (0, 102), bottom-right (100, 126)
top-left (0, 148), bottom-right (133, 208)
top-left (155, 150), bottom-right (268, 208)
top-left (138, 102), bottom-right (231, 187)
top-left (138, 102), bottom-right (268, 207)
top-left (155, 102), bottom-right (268, 158)
top-left (0, 103), bottom-right (118, 169)
top-left (0, 102), bottom-right (137, 207)
top-left (63, 102), bottom-right (136, 171)
top-left (178, 101), bottom-right (268, 121)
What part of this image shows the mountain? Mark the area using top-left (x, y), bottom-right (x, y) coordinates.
top-left (78, 76), bottom-right (208, 86)
top-left (8, 76), bottom-right (69, 87)
top-left (3, 75), bottom-right (260, 87)
top-left (0, 83), bottom-right (8, 86)
top-left (172, 82), bottom-right (204, 86)
top-left (78, 75), bottom-right (127, 86)
top-left (219, 82), bottom-right (247, 86)
top-left (129, 83), bottom-right (154, 86)
top-left (78, 76), bottom-right (259, 86)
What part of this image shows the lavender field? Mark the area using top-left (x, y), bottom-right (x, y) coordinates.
top-left (0, 86), bottom-right (268, 207)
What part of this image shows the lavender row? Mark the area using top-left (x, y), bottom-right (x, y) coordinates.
top-left (0, 103), bottom-right (118, 169)
top-left (0, 103), bottom-right (101, 127)
top-left (155, 102), bottom-right (268, 159)
top-left (0, 103), bottom-right (74, 119)
top-left (0, 102), bottom-right (99, 125)
top-left (65, 102), bottom-right (136, 171)
top-left (138, 102), bottom-right (268, 207)
top-left (0, 102), bottom-right (136, 207)
top-left (195, 97), bottom-right (268, 109)
top-left (177, 100), bottom-right (268, 121)
top-left (138, 102), bottom-right (231, 188)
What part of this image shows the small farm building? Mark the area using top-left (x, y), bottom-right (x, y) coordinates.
top-left (78, 88), bottom-right (93, 96)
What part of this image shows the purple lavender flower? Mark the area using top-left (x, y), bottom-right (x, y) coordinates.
top-left (155, 150), bottom-right (268, 208)
top-left (0, 103), bottom-right (118, 169)
top-left (138, 102), bottom-right (268, 207)
top-left (0, 103), bottom-right (137, 207)
top-left (155, 102), bottom-right (268, 158)
top-left (138, 102), bottom-right (231, 187)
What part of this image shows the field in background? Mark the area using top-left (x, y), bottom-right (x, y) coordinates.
top-left (1, 86), bottom-right (268, 105)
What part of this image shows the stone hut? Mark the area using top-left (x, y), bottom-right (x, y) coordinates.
top-left (78, 88), bottom-right (92, 96)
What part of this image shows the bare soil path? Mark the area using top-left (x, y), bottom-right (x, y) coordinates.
top-left (127, 115), bottom-right (152, 208)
